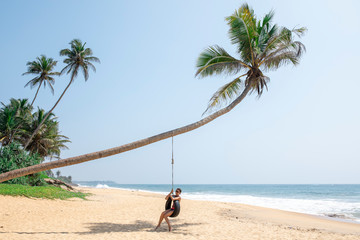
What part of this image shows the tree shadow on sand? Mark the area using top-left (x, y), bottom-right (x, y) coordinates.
top-left (4, 220), bottom-right (203, 236)
top-left (76, 220), bottom-right (203, 236)
top-left (76, 220), bottom-right (154, 234)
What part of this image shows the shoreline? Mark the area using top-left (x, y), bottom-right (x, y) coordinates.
top-left (78, 184), bottom-right (360, 225)
top-left (0, 186), bottom-right (359, 239)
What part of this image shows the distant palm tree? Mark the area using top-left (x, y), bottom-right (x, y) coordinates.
top-left (0, 5), bottom-right (307, 182)
top-left (0, 99), bottom-right (32, 145)
top-left (24, 39), bottom-right (100, 148)
top-left (23, 55), bottom-right (60, 106)
top-left (24, 109), bottom-right (70, 159)
top-left (0, 102), bottom-right (18, 146)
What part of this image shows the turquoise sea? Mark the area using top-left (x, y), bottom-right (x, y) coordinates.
top-left (74, 182), bottom-right (360, 223)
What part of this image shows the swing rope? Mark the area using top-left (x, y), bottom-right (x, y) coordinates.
top-left (171, 136), bottom-right (174, 190)
top-left (165, 135), bottom-right (181, 218)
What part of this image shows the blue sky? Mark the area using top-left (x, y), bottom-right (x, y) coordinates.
top-left (1, 0), bottom-right (359, 184)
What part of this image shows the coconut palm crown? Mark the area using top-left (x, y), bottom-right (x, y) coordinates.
top-left (60, 39), bottom-right (100, 83)
top-left (196, 4), bottom-right (306, 114)
top-left (22, 55), bottom-right (60, 106)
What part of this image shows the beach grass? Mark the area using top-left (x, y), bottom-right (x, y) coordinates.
top-left (0, 183), bottom-right (89, 200)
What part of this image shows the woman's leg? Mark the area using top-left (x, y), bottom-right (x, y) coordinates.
top-left (155, 210), bottom-right (171, 230)
top-left (163, 210), bottom-right (174, 232)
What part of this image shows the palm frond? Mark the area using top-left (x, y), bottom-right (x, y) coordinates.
top-left (48, 71), bottom-right (61, 76)
top-left (85, 56), bottom-right (100, 63)
top-left (225, 4), bottom-right (257, 64)
top-left (261, 41), bottom-right (306, 70)
top-left (59, 48), bottom-right (72, 56)
top-left (262, 51), bottom-right (299, 70)
top-left (81, 67), bottom-right (89, 81)
top-left (45, 79), bottom-right (55, 95)
top-left (256, 10), bottom-right (277, 54)
top-left (24, 77), bottom-right (40, 88)
top-left (70, 66), bottom-right (79, 82)
top-left (85, 61), bottom-right (97, 72)
top-left (196, 45), bottom-right (249, 77)
top-left (84, 48), bottom-right (93, 56)
top-left (292, 27), bottom-right (307, 37)
top-left (60, 63), bottom-right (73, 75)
top-left (203, 75), bottom-right (245, 115)
top-left (258, 26), bottom-right (306, 69)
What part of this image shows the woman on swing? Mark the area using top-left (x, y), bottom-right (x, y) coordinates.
top-left (155, 188), bottom-right (182, 232)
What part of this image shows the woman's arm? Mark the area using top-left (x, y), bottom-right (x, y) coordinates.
top-left (165, 189), bottom-right (173, 200)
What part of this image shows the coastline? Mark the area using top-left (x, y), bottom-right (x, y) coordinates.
top-left (0, 186), bottom-right (359, 240)
top-left (78, 183), bottom-right (360, 224)
top-left (88, 185), bottom-right (360, 224)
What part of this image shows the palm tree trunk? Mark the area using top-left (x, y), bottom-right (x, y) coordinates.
top-left (0, 84), bottom-right (252, 183)
top-left (9, 123), bottom-right (23, 144)
top-left (31, 82), bottom-right (42, 107)
top-left (0, 136), bottom-right (5, 146)
top-left (8, 89), bottom-right (40, 144)
top-left (24, 75), bottom-right (75, 149)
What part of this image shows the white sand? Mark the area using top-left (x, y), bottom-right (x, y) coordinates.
top-left (0, 187), bottom-right (359, 240)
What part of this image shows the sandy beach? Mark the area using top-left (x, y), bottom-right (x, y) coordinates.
top-left (0, 187), bottom-right (359, 240)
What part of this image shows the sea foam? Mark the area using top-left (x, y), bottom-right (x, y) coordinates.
top-left (95, 184), bottom-right (110, 189)
top-left (182, 193), bottom-right (360, 222)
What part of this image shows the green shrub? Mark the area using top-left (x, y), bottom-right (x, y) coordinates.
top-left (0, 142), bottom-right (46, 185)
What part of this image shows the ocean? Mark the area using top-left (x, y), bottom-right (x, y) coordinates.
top-left (74, 182), bottom-right (360, 223)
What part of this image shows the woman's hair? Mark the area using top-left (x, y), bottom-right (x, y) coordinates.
top-left (176, 188), bottom-right (182, 193)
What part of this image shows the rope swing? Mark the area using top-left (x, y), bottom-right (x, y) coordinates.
top-left (171, 135), bottom-right (174, 190)
top-left (165, 136), bottom-right (180, 218)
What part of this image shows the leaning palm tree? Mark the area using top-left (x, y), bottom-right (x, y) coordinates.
top-left (0, 4), bottom-right (306, 183)
top-left (24, 39), bottom-right (100, 149)
top-left (23, 55), bottom-right (60, 106)
top-left (197, 5), bottom-right (305, 114)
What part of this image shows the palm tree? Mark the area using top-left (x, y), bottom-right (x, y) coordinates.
top-left (0, 99), bottom-right (32, 146)
top-left (196, 5), bottom-right (305, 114)
top-left (0, 103), bottom-right (18, 146)
top-left (24, 109), bottom-right (70, 159)
top-left (23, 55), bottom-right (60, 106)
top-left (0, 4), bottom-right (306, 183)
top-left (13, 56), bottom-right (60, 144)
top-left (24, 39), bottom-right (100, 149)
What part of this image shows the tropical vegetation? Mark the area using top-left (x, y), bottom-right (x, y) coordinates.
top-left (0, 98), bottom-right (70, 158)
top-left (0, 40), bottom-right (98, 187)
top-left (0, 142), bottom-right (44, 185)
